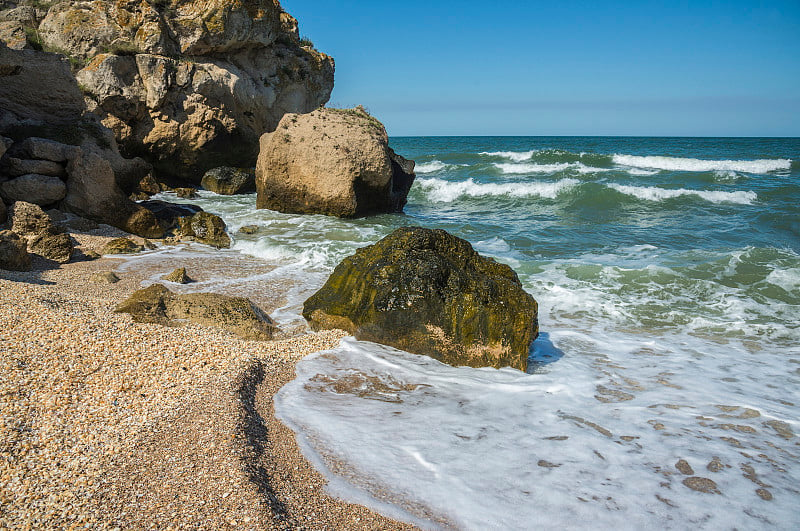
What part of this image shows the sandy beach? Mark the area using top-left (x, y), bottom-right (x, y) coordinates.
top-left (0, 230), bottom-right (415, 530)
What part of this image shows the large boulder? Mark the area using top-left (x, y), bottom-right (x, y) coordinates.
top-left (256, 107), bottom-right (416, 218)
top-left (115, 284), bottom-right (277, 340)
top-left (39, 0), bottom-right (334, 181)
top-left (303, 227), bottom-right (539, 371)
top-left (7, 137), bottom-right (81, 162)
top-left (201, 166), bottom-right (255, 195)
top-left (0, 174), bottom-right (67, 205)
top-left (0, 229), bottom-right (30, 270)
top-left (62, 151), bottom-right (162, 238)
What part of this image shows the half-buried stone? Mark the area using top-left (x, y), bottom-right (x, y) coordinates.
top-left (116, 284), bottom-right (277, 341)
top-left (303, 227), bottom-right (539, 371)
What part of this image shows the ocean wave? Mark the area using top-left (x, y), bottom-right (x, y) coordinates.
top-left (479, 150), bottom-right (536, 162)
top-left (494, 162), bottom-right (608, 175)
top-left (608, 183), bottom-right (757, 204)
top-left (416, 177), bottom-right (579, 202)
top-left (415, 160), bottom-right (449, 173)
top-left (612, 154), bottom-right (791, 174)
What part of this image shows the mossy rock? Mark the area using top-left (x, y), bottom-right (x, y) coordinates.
top-left (177, 211), bottom-right (231, 248)
top-left (115, 284), bottom-right (277, 340)
top-left (102, 237), bottom-right (144, 255)
top-left (303, 227), bottom-right (538, 371)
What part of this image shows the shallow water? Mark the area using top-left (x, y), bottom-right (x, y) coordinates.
top-left (155, 137), bottom-right (799, 529)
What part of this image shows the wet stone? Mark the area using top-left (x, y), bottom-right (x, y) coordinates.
top-left (756, 488), bottom-right (773, 501)
top-left (682, 477), bottom-right (721, 494)
top-left (675, 459), bottom-right (694, 475)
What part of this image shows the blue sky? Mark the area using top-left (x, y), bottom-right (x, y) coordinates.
top-left (281, 1), bottom-right (800, 136)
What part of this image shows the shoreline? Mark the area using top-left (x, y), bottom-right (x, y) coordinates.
top-left (0, 231), bottom-right (416, 529)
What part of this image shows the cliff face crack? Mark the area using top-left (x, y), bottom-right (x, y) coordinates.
top-left (235, 361), bottom-right (297, 525)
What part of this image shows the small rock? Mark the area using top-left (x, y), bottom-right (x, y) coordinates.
top-left (90, 271), bottom-right (120, 283)
top-left (0, 229), bottom-right (31, 271)
top-left (115, 284), bottom-right (277, 340)
top-left (755, 488), bottom-right (773, 501)
top-left (238, 224), bottom-right (259, 235)
top-left (9, 201), bottom-right (55, 235)
top-left (682, 477), bottom-right (721, 494)
top-left (83, 250), bottom-right (101, 260)
top-left (175, 187), bottom-right (198, 199)
top-left (102, 238), bottom-right (144, 255)
top-left (537, 460), bottom-right (561, 468)
top-left (177, 212), bottom-right (231, 248)
top-left (707, 457), bottom-right (726, 473)
top-left (162, 267), bottom-right (193, 284)
top-left (201, 167), bottom-right (256, 195)
top-left (675, 459), bottom-right (694, 475)
top-left (27, 228), bottom-right (74, 263)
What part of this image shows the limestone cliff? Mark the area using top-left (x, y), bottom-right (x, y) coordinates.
top-left (5, 0), bottom-right (334, 182)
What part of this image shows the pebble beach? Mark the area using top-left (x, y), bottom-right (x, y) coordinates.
top-left (0, 230), bottom-right (414, 530)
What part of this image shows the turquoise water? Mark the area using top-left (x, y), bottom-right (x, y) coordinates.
top-left (151, 137), bottom-right (799, 529)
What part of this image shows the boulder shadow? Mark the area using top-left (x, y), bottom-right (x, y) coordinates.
top-left (526, 332), bottom-right (564, 373)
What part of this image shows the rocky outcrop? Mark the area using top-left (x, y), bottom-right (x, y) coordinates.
top-left (303, 227), bottom-right (539, 371)
top-left (0, 42), bottom-right (85, 122)
top-left (0, 228), bottom-right (30, 270)
top-left (115, 284), bottom-right (277, 340)
top-left (201, 167), bottom-right (255, 195)
top-left (256, 107), bottom-right (415, 218)
top-left (176, 211), bottom-right (230, 248)
top-left (9, 200), bottom-right (53, 235)
top-left (31, 0), bottom-right (334, 181)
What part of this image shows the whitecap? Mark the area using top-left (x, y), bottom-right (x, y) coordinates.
top-left (612, 154), bottom-right (791, 174)
top-left (415, 177), bottom-right (579, 202)
top-left (608, 183), bottom-right (757, 204)
top-left (479, 150), bottom-right (536, 162)
top-left (415, 160), bottom-right (450, 173)
top-left (494, 162), bottom-right (609, 175)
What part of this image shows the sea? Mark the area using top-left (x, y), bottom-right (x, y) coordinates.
top-left (130, 137), bottom-right (799, 529)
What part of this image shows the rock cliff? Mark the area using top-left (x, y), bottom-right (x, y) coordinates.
top-left (30, 0), bottom-right (334, 181)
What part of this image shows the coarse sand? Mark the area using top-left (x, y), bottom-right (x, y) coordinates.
top-left (1, 231), bottom-right (416, 530)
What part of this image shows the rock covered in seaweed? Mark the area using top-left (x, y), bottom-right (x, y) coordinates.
top-left (115, 284), bottom-right (277, 341)
top-left (256, 107), bottom-right (416, 218)
top-left (303, 227), bottom-right (538, 371)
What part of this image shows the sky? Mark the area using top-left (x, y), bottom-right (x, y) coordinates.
top-left (280, 1), bottom-right (800, 137)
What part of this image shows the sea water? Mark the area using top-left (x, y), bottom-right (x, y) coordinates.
top-left (144, 137), bottom-right (799, 529)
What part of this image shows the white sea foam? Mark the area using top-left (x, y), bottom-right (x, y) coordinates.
top-left (494, 162), bottom-right (608, 175)
top-left (612, 154), bottom-right (791, 174)
top-left (480, 150), bottom-right (537, 162)
top-left (415, 177), bottom-right (579, 202)
top-left (608, 183), bottom-right (757, 204)
top-left (276, 331), bottom-right (800, 530)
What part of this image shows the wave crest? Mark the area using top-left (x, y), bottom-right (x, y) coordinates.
top-left (613, 154), bottom-right (791, 174)
top-left (608, 183), bottom-right (757, 204)
top-left (416, 177), bottom-right (579, 202)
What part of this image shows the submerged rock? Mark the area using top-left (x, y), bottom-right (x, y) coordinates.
top-left (0, 229), bottom-right (30, 271)
top-left (115, 284), bottom-right (277, 340)
top-left (102, 237), bottom-right (144, 255)
top-left (138, 200), bottom-right (202, 231)
top-left (238, 224), bottom-right (260, 235)
top-left (303, 227), bottom-right (538, 371)
top-left (201, 167), bottom-right (256, 195)
top-left (256, 107), bottom-right (416, 218)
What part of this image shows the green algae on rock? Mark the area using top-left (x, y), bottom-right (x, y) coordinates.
top-left (116, 284), bottom-right (277, 341)
top-left (102, 237), bottom-right (144, 255)
top-left (303, 227), bottom-right (538, 371)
